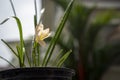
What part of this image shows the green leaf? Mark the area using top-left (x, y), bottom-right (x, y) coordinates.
top-left (0, 16), bottom-right (25, 68)
top-left (9, 0), bottom-right (17, 16)
top-left (52, 49), bottom-right (64, 66)
top-left (0, 18), bottom-right (9, 25)
top-left (12, 17), bottom-right (25, 67)
top-left (1, 39), bottom-right (18, 57)
top-left (42, 0), bottom-right (74, 67)
top-left (34, 0), bottom-right (37, 25)
top-left (34, 15), bottom-right (37, 27)
top-left (25, 50), bottom-right (31, 67)
top-left (16, 45), bottom-right (25, 67)
top-left (0, 56), bottom-right (16, 68)
top-left (16, 45), bottom-right (21, 67)
top-left (56, 50), bottom-right (72, 67)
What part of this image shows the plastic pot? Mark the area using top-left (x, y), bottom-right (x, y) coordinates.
top-left (0, 67), bottom-right (75, 80)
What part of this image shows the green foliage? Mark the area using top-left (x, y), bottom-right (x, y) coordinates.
top-left (0, 17), bottom-right (25, 67)
top-left (42, 0), bottom-right (74, 66)
top-left (0, 0), bottom-right (74, 68)
top-left (53, 0), bottom-right (120, 80)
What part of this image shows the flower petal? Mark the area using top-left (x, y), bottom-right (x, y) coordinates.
top-left (35, 24), bottom-right (43, 34)
top-left (35, 23), bottom-right (51, 46)
top-left (38, 40), bottom-right (46, 46)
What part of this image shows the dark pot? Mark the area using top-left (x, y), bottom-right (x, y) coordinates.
top-left (0, 67), bottom-right (75, 80)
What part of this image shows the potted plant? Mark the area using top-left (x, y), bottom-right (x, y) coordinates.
top-left (0, 0), bottom-right (75, 80)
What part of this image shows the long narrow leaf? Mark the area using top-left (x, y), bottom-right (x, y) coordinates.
top-left (52, 49), bottom-right (63, 66)
top-left (42, 0), bottom-right (74, 66)
top-left (0, 56), bottom-right (16, 68)
top-left (1, 39), bottom-right (18, 57)
top-left (16, 45), bottom-right (21, 67)
top-left (34, 0), bottom-right (38, 25)
top-left (25, 50), bottom-right (31, 67)
top-left (12, 16), bottom-right (24, 67)
top-left (45, 0), bottom-right (74, 66)
top-left (37, 44), bottom-right (40, 66)
top-left (0, 16), bottom-right (24, 66)
top-left (34, 15), bottom-right (37, 27)
top-left (9, 0), bottom-right (17, 16)
top-left (16, 45), bottom-right (25, 67)
top-left (56, 50), bottom-right (72, 67)
top-left (0, 18), bottom-right (9, 25)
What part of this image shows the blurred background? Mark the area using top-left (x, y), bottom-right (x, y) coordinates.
top-left (0, 0), bottom-right (120, 80)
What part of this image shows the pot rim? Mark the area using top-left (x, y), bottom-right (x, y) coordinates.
top-left (0, 67), bottom-right (75, 76)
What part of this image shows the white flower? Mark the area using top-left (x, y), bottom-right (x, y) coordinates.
top-left (35, 23), bottom-right (51, 46)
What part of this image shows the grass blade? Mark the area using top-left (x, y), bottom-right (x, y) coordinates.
top-left (0, 56), bottom-right (16, 68)
top-left (25, 50), bottom-right (31, 67)
top-left (12, 16), bottom-right (24, 67)
top-left (56, 50), bottom-right (72, 67)
top-left (16, 45), bottom-right (25, 67)
top-left (0, 16), bottom-right (25, 67)
top-left (42, 0), bottom-right (74, 66)
top-left (34, 0), bottom-right (37, 24)
top-left (34, 15), bottom-right (37, 27)
top-left (1, 39), bottom-right (18, 57)
top-left (0, 18), bottom-right (9, 25)
top-left (9, 0), bottom-right (17, 16)
top-left (52, 49), bottom-right (63, 66)
top-left (0, 16), bottom-right (24, 65)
